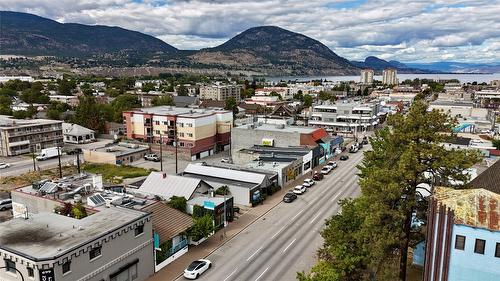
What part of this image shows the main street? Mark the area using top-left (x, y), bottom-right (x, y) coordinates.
top-left (176, 147), bottom-right (366, 281)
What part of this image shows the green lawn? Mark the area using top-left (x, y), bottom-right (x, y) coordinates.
top-left (82, 163), bottom-right (153, 183)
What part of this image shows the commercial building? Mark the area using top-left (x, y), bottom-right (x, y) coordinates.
top-left (423, 186), bottom-right (500, 281)
top-left (123, 106), bottom-right (232, 160)
top-left (382, 68), bottom-right (398, 85)
top-left (135, 172), bottom-right (212, 201)
top-left (255, 87), bottom-right (293, 100)
top-left (360, 69), bottom-right (374, 84)
top-left (308, 103), bottom-right (380, 135)
top-left (83, 142), bottom-right (149, 165)
top-left (62, 122), bottom-right (95, 144)
top-left (0, 115), bottom-right (63, 156)
top-left (199, 83), bottom-right (241, 101)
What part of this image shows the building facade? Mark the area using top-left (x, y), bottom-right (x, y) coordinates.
top-left (382, 68), bottom-right (398, 85)
top-left (360, 69), bottom-right (374, 84)
top-left (199, 84), bottom-right (241, 101)
top-left (0, 115), bottom-right (63, 156)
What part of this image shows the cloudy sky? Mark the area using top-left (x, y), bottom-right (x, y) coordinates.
top-left (2, 0), bottom-right (500, 63)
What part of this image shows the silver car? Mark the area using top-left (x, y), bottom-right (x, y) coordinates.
top-left (0, 199), bottom-right (12, 211)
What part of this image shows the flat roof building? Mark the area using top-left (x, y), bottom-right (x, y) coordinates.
top-left (83, 142), bottom-right (149, 165)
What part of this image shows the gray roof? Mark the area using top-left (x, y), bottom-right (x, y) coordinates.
top-left (183, 164), bottom-right (267, 185)
top-left (138, 172), bottom-right (206, 200)
top-left (173, 96), bottom-right (198, 107)
top-left (62, 122), bottom-right (94, 136)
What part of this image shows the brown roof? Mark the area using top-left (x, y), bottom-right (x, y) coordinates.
top-left (142, 202), bottom-right (193, 243)
top-left (199, 99), bottom-right (226, 109)
top-left (469, 159), bottom-right (500, 194)
top-left (238, 102), bottom-right (262, 110)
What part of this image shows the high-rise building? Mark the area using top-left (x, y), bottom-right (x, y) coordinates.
top-left (382, 68), bottom-right (398, 85)
top-left (360, 69), bottom-right (374, 84)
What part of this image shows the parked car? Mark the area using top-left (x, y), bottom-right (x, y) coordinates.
top-left (144, 153), bottom-right (160, 162)
top-left (220, 158), bottom-right (231, 163)
top-left (0, 162), bottom-right (11, 169)
top-left (184, 259), bottom-right (212, 279)
top-left (320, 166), bottom-right (332, 174)
top-left (362, 136), bottom-right (369, 145)
top-left (0, 199), bottom-right (12, 211)
top-left (340, 155), bottom-right (349, 161)
top-left (36, 147), bottom-right (61, 161)
top-left (283, 192), bottom-right (298, 203)
top-left (326, 161), bottom-right (337, 169)
top-left (293, 185), bottom-right (307, 195)
top-left (303, 178), bottom-right (315, 187)
top-left (67, 148), bottom-right (82, 155)
top-left (313, 172), bottom-right (324, 181)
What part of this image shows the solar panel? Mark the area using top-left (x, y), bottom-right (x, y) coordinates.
top-left (39, 182), bottom-right (59, 194)
top-left (87, 194), bottom-right (106, 207)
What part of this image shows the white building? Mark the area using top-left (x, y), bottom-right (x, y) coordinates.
top-left (199, 83), bottom-right (241, 101)
top-left (360, 69), bottom-right (374, 84)
top-left (62, 123), bottom-right (95, 144)
top-left (0, 76), bottom-right (34, 83)
top-left (382, 68), bottom-right (398, 85)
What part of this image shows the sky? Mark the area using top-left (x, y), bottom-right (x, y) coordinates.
top-left (1, 0), bottom-right (500, 63)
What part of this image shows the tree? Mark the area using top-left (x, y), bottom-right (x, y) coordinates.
top-left (152, 95), bottom-right (175, 106)
top-left (0, 95), bottom-right (12, 115)
top-left (301, 100), bottom-right (481, 281)
top-left (356, 89), bottom-right (362, 96)
top-left (177, 84), bottom-right (188, 96)
top-left (318, 91), bottom-right (331, 101)
top-left (293, 90), bottom-right (304, 101)
top-left (225, 97), bottom-right (239, 117)
top-left (71, 202), bottom-right (88, 219)
top-left (215, 185), bottom-right (230, 195)
top-left (269, 91), bottom-right (282, 100)
top-left (188, 214), bottom-right (215, 241)
top-left (363, 87), bottom-right (369, 96)
top-left (110, 94), bottom-right (141, 122)
top-left (73, 96), bottom-right (106, 132)
top-left (303, 95), bottom-right (313, 107)
top-left (141, 82), bottom-right (156, 92)
top-left (167, 196), bottom-right (187, 213)
top-left (58, 79), bottom-right (76, 95)
top-left (492, 139), bottom-right (500, 150)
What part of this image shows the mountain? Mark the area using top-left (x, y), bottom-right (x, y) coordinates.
top-left (0, 11), bottom-right (177, 57)
top-left (189, 26), bottom-right (358, 75)
top-left (351, 56), bottom-right (439, 73)
top-left (405, 62), bottom-right (500, 74)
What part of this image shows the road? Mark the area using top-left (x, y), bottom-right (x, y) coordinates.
top-left (176, 148), bottom-right (366, 281)
top-left (0, 154), bottom-right (76, 177)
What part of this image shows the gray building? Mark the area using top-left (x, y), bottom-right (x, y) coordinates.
top-left (0, 207), bottom-right (154, 281)
top-left (0, 115), bottom-right (63, 156)
top-left (199, 84), bottom-right (242, 101)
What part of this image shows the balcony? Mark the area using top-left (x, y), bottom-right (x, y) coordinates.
top-left (8, 127), bottom-right (61, 137)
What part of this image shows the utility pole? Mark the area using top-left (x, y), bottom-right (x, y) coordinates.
top-left (223, 189), bottom-right (227, 237)
top-left (31, 145), bottom-right (36, 171)
top-left (57, 146), bottom-right (62, 178)
top-left (76, 151), bottom-right (81, 174)
top-left (175, 118), bottom-right (178, 174)
top-left (159, 132), bottom-right (163, 172)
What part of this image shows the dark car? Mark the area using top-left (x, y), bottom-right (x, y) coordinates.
top-left (313, 172), bottom-right (324, 181)
top-left (340, 155), bottom-right (349, 161)
top-left (67, 148), bottom-right (82, 155)
top-left (283, 192), bottom-right (297, 203)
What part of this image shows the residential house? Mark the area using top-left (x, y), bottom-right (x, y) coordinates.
top-left (136, 172), bottom-right (212, 201)
top-left (62, 122), bottom-right (95, 144)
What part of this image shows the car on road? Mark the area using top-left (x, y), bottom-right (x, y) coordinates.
top-left (340, 155), bottom-right (349, 161)
top-left (313, 172), bottom-right (324, 181)
top-left (0, 162), bottom-right (11, 169)
top-left (184, 259), bottom-right (212, 279)
top-left (283, 192), bottom-right (298, 203)
top-left (320, 166), bottom-right (332, 174)
top-left (144, 153), bottom-right (160, 162)
top-left (0, 199), bottom-right (12, 211)
top-left (66, 148), bottom-right (82, 155)
top-left (326, 161), bottom-right (337, 169)
top-left (303, 178), bottom-right (315, 187)
top-left (220, 158), bottom-right (231, 163)
top-left (293, 185), bottom-right (307, 195)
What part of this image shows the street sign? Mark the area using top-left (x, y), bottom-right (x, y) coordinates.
top-left (40, 268), bottom-right (55, 281)
top-left (203, 201), bottom-right (215, 210)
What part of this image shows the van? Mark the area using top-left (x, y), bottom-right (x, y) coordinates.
top-left (0, 199), bottom-right (12, 211)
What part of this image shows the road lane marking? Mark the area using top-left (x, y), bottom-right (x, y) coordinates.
top-left (246, 246), bottom-right (263, 261)
top-left (310, 213), bottom-right (321, 224)
top-left (330, 193), bottom-right (341, 202)
top-left (282, 238), bottom-right (296, 253)
top-left (224, 268), bottom-right (238, 281)
top-left (291, 209), bottom-right (304, 221)
top-left (271, 226), bottom-right (285, 239)
top-left (254, 267), bottom-right (269, 281)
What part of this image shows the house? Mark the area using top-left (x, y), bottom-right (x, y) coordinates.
top-left (423, 186), bottom-right (500, 281)
top-left (187, 195), bottom-right (234, 229)
top-left (62, 122), bottom-right (95, 144)
top-left (469, 159), bottom-right (500, 194)
top-left (136, 172), bottom-right (212, 200)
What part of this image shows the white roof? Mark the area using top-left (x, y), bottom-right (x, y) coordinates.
top-left (183, 164), bottom-right (266, 184)
top-left (138, 172), bottom-right (203, 200)
top-left (62, 123), bottom-right (94, 136)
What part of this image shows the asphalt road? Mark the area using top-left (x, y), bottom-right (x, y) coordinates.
top-left (176, 147), bottom-right (366, 281)
top-left (0, 154), bottom-right (76, 177)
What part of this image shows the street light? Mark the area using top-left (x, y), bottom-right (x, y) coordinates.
top-left (0, 266), bottom-right (25, 281)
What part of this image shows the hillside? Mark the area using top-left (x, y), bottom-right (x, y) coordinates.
top-left (0, 11), bottom-right (177, 57)
top-left (351, 56), bottom-right (438, 73)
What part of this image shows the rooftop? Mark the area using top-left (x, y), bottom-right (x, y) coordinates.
top-left (88, 142), bottom-right (149, 157)
top-left (0, 115), bottom-right (62, 129)
top-left (183, 163), bottom-right (268, 185)
top-left (235, 123), bottom-right (318, 134)
top-left (62, 122), bottom-right (94, 135)
top-left (0, 207), bottom-right (148, 260)
top-left (469, 159), bottom-right (500, 194)
top-left (142, 202), bottom-right (193, 243)
top-left (137, 172), bottom-right (208, 200)
top-left (126, 106), bottom-right (230, 117)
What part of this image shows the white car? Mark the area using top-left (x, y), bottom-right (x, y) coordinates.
top-left (326, 161), bottom-right (337, 169)
top-left (220, 158), bottom-right (231, 163)
top-left (320, 166), bottom-right (332, 175)
top-left (0, 163), bottom-right (11, 169)
top-left (293, 185), bottom-right (307, 195)
top-left (303, 178), bottom-right (315, 187)
top-left (184, 259), bottom-right (212, 279)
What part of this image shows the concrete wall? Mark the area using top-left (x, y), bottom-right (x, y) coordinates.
top-left (11, 190), bottom-right (61, 214)
top-left (83, 150), bottom-right (117, 165)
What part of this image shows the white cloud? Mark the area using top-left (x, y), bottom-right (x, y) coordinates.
top-left (1, 0), bottom-right (499, 62)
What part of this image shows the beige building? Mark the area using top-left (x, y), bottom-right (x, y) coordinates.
top-left (83, 143), bottom-right (149, 165)
top-left (0, 115), bottom-right (63, 156)
top-left (199, 84), bottom-right (241, 101)
top-left (382, 68), bottom-right (398, 85)
top-left (360, 69), bottom-right (374, 84)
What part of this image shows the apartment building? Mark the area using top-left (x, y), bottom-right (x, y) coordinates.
top-left (0, 115), bottom-right (63, 156)
top-left (199, 84), bottom-right (242, 101)
top-left (49, 95), bottom-right (80, 107)
top-left (308, 103), bottom-right (380, 135)
top-left (382, 68), bottom-right (398, 85)
top-left (360, 69), bottom-right (374, 84)
top-left (123, 106), bottom-right (232, 160)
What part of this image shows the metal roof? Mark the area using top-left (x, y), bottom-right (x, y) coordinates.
top-left (62, 122), bottom-right (95, 135)
top-left (138, 172), bottom-right (204, 200)
top-left (183, 164), bottom-right (267, 185)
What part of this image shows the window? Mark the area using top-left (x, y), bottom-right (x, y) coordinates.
top-left (110, 263), bottom-right (138, 281)
top-left (474, 239), bottom-right (485, 254)
top-left (89, 246), bottom-right (102, 260)
top-left (4, 259), bottom-right (16, 274)
top-left (163, 121), bottom-right (168, 125)
top-left (178, 123), bottom-right (184, 127)
top-left (155, 121), bottom-right (160, 125)
top-left (135, 225), bottom-right (144, 236)
top-left (187, 133), bottom-right (193, 138)
top-left (178, 132), bottom-right (185, 137)
top-left (62, 261), bottom-right (71, 274)
top-left (187, 123), bottom-right (193, 127)
top-left (495, 243), bottom-right (500, 258)
top-left (155, 130), bottom-right (160, 134)
top-left (454, 235), bottom-right (466, 250)
top-left (27, 267), bottom-right (34, 277)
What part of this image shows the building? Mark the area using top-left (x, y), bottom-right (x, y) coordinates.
top-left (474, 90), bottom-right (500, 108)
top-left (186, 195), bottom-right (234, 229)
top-left (48, 95), bottom-right (80, 107)
top-left (83, 142), bottom-right (149, 165)
top-left (0, 206), bottom-right (154, 281)
top-left (135, 172), bottom-right (212, 201)
top-left (423, 186), bottom-right (500, 281)
top-left (382, 68), bottom-right (398, 85)
top-left (199, 84), bottom-right (241, 101)
top-left (243, 95), bottom-right (284, 108)
top-left (360, 69), bottom-right (374, 84)
top-left (62, 123), bottom-right (95, 144)
top-left (0, 115), bottom-right (63, 156)
top-left (429, 100), bottom-right (491, 132)
top-left (0, 76), bottom-right (34, 83)
top-left (308, 102), bottom-right (380, 135)
top-left (123, 106), bottom-right (232, 160)
top-left (255, 87), bottom-right (293, 100)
